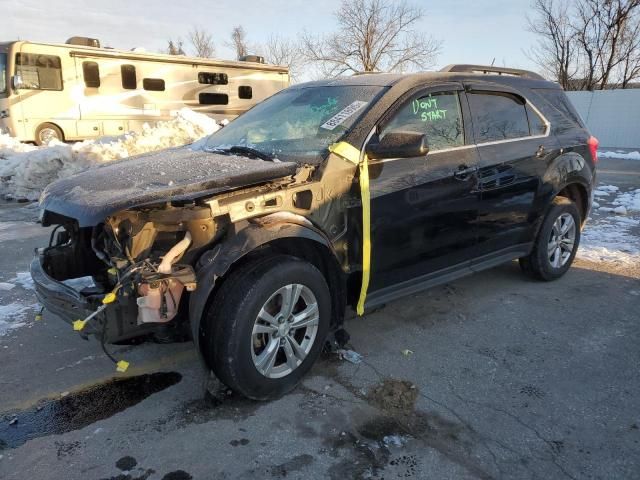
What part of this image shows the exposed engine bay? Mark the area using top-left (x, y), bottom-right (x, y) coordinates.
top-left (40, 202), bottom-right (226, 345)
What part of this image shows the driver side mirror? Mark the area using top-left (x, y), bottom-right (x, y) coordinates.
top-left (11, 75), bottom-right (23, 90)
top-left (365, 131), bottom-right (429, 160)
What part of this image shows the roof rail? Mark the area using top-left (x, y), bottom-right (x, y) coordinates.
top-left (440, 64), bottom-right (545, 81)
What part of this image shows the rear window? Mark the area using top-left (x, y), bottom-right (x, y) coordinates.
top-left (468, 92), bottom-right (530, 143)
top-left (15, 53), bottom-right (63, 91)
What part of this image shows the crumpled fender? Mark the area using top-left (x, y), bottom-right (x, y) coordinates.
top-left (188, 219), bottom-right (336, 352)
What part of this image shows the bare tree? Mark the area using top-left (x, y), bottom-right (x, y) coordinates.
top-left (301, 0), bottom-right (441, 76)
top-left (166, 39), bottom-right (185, 55)
top-left (228, 25), bottom-right (249, 59)
top-left (526, 0), bottom-right (577, 89)
top-left (262, 35), bottom-right (305, 81)
top-left (617, 17), bottom-right (640, 87)
top-left (528, 0), bottom-right (640, 89)
top-left (188, 27), bottom-right (216, 58)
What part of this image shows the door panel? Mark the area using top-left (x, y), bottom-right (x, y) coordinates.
top-left (466, 89), bottom-right (561, 256)
top-left (368, 147), bottom-right (480, 292)
top-left (365, 86), bottom-right (480, 294)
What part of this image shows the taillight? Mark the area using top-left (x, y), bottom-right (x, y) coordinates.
top-left (587, 136), bottom-right (599, 164)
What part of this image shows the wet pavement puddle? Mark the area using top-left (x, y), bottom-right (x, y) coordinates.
top-left (0, 371), bottom-right (181, 449)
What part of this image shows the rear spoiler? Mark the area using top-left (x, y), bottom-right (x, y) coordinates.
top-left (440, 64), bottom-right (545, 81)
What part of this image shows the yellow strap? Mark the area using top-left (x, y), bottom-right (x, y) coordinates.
top-left (329, 142), bottom-right (371, 316)
top-left (329, 142), bottom-right (361, 165)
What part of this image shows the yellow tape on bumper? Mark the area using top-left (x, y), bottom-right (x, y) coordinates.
top-left (329, 142), bottom-right (371, 316)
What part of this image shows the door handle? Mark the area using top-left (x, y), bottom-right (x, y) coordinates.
top-left (453, 164), bottom-right (476, 180)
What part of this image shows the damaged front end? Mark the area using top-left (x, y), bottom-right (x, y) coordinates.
top-left (31, 202), bottom-right (224, 345)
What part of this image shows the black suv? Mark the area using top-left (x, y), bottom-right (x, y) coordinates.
top-left (31, 64), bottom-right (597, 399)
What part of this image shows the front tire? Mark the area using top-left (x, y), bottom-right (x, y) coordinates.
top-left (519, 196), bottom-right (581, 281)
top-left (202, 255), bottom-right (331, 400)
top-left (35, 123), bottom-right (64, 146)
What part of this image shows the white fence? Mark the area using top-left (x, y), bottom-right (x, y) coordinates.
top-left (565, 89), bottom-right (640, 149)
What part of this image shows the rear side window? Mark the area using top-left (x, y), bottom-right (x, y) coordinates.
top-left (526, 104), bottom-right (547, 135)
top-left (15, 53), bottom-right (63, 91)
top-left (381, 91), bottom-right (465, 151)
top-left (468, 92), bottom-right (529, 143)
top-left (532, 89), bottom-right (585, 131)
top-left (121, 64), bottom-right (137, 90)
top-left (82, 61), bottom-right (100, 88)
top-left (143, 78), bottom-right (165, 91)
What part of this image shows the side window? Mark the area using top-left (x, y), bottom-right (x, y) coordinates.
top-left (381, 91), bottom-right (464, 151)
top-left (526, 104), bottom-right (547, 136)
top-left (143, 78), bottom-right (165, 91)
top-left (82, 61), bottom-right (100, 88)
top-left (238, 85), bottom-right (252, 99)
top-left (199, 93), bottom-right (229, 105)
top-left (468, 92), bottom-right (530, 143)
top-left (121, 64), bottom-right (137, 90)
top-left (198, 72), bottom-right (228, 85)
top-left (15, 53), bottom-right (63, 90)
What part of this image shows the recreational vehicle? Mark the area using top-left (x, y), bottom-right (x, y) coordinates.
top-left (0, 37), bottom-right (289, 144)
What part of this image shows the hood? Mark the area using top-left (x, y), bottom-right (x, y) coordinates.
top-left (40, 147), bottom-right (298, 227)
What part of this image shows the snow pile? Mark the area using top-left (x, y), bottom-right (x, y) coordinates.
top-left (599, 150), bottom-right (640, 161)
top-left (578, 184), bottom-right (640, 266)
top-left (0, 108), bottom-right (221, 200)
top-left (611, 188), bottom-right (640, 213)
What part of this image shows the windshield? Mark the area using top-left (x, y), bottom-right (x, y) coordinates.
top-left (0, 53), bottom-right (7, 95)
top-left (204, 85), bottom-right (386, 163)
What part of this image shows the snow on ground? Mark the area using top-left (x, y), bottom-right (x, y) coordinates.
top-left (0, 303), bottom-right (35, 336)
top-left (578, 185), bottom-right (640, 266)
top-left (0, 108), bottom-right (221, 201)
top-left (599, 150), bottom-right (640, 161)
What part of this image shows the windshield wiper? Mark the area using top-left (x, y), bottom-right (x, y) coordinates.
top-left (206, 145), bottom-right (273, 162)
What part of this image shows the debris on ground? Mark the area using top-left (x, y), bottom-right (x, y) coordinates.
top-left (337, 349), bottom-right (363, 364)
top-left (401, 349), bottom-right (414, 356)
top-left (368, 379), bottom-right (418, 415)
top-left (382, 434), bottom-right (409, 447)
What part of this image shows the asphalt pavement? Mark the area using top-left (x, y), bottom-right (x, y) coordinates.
top-left (0, 157), bottom-right (638, 480)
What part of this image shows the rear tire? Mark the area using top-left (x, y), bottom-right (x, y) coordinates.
top-left (519, 196), bottom-right (581, 281)
top-left (35, 123), bottom-right (64, 146)
top-left (202, 255), bottom-right (331, 400)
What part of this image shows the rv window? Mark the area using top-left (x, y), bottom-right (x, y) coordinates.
top-left (199, 93), bottom-right (229, 105)
top-left (198, 72), bottom-right (228, 85)
top-left (121, 65), bottom-right (137, 89)
top-left (238, 86), bottom-right (252, 99)
top-left (143, 78), bottom-right (165, 91)
top-left (0, 53), bottom-right (6, 95)
top-left (82, 62), bottom-right (100, 88)
top-left (15, 53), bottom-right (63, 91)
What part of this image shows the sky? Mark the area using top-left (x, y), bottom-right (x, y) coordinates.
top-left (1, 0), bottom-right (540, 76)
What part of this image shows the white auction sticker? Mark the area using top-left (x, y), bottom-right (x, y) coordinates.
top-left (320, 101), bottom-right (368, 130)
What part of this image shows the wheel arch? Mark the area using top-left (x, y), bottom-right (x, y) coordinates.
top-left (540, 151), bottom-right (594, 230)
top-left (188, 219), bottom-right (347, 353)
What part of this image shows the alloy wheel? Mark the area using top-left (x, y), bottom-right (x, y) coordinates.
top-left (251, 284), bottom-right (320, 379)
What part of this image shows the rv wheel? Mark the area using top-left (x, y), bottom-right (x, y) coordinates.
top-left (35, 123), bottom-right (64, 145)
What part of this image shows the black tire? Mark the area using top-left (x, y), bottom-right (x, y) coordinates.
top-left (35, 123), bottom-right (64, 146)
top-left (519, 196), bottom-right (581, 281)
top-left (202, 255), bottom-right (331, 400)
